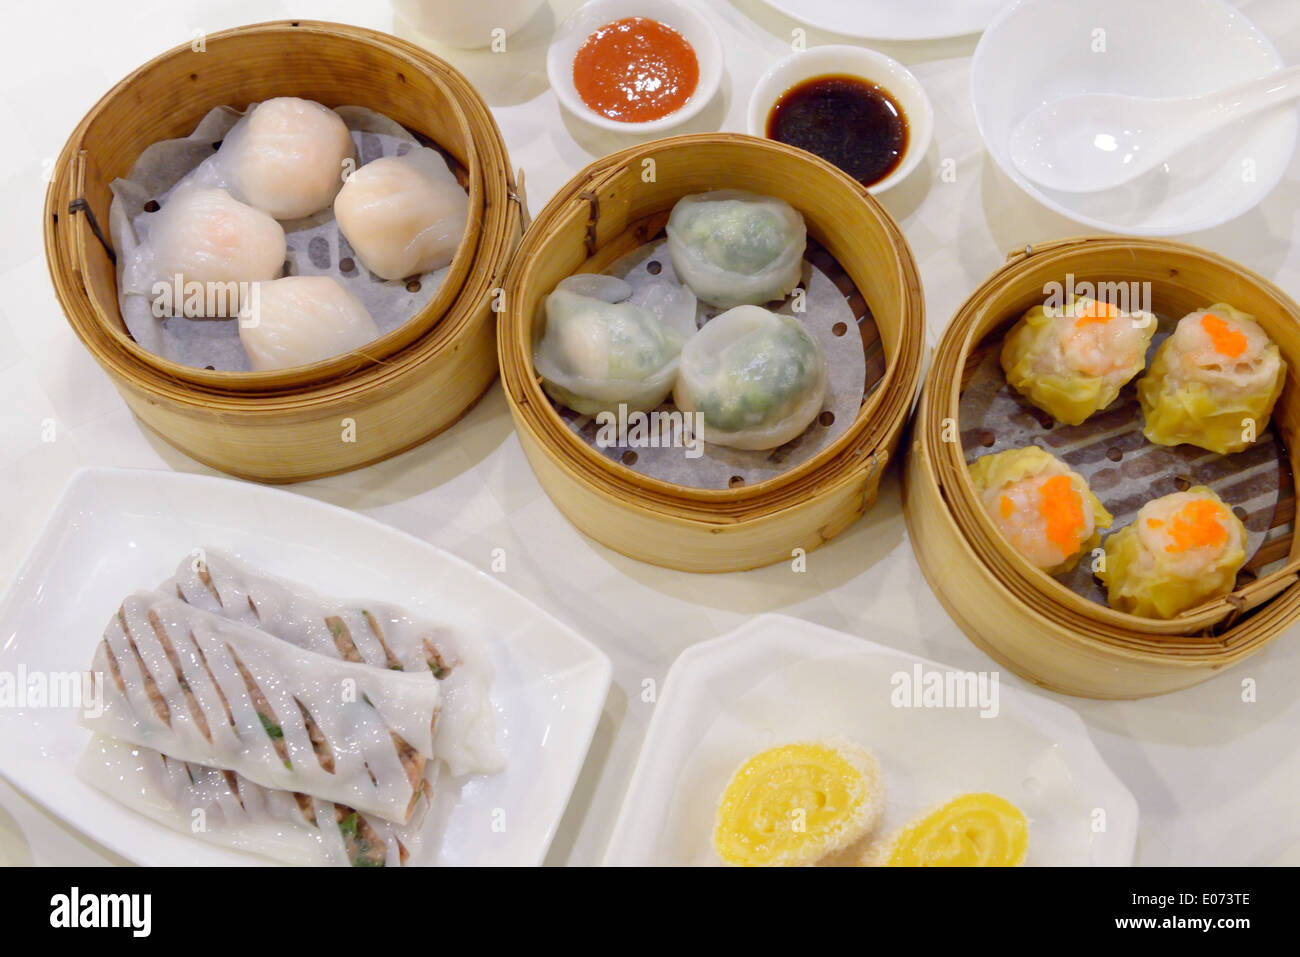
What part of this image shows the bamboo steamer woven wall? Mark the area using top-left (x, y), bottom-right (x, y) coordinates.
top-left (499, 134), bottom-right (925, 572)
top-left (904, 237), bottom-right (1300, 698)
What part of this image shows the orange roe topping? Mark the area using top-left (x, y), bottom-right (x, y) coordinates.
top-left (1146, 518), bottom-right (1164, 529)
top-left (1037, 475), bottom-right (1086, 554)
top-left (1163, 499), bottom-right (1229, 554)
top-left (1073, 300), bottom-right (1118, 329)
top-left (1200, 313), bottom-right (1248, 359)
top-left (999, 496), bottom-right (1015, 519)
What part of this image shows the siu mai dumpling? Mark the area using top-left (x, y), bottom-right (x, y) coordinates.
top-left (673, 305), bottom-right (827, 450)
top-left (1137, 304), bottom-right (1285, 455)
top-left (1001, 296), bottom-right (1156, 425)
top-left (333, 147), bottom-right (469, 281)
top-left (144, 185), bottom-right (286, 317)
top-left (239, 276), bottom-right (380, 371)
top-left (1098, 487), bottom-right (1247, 619)
top-left (968, 446), bottom-right (1111, 576)
top-left (213, 97), bottom-right (355, 220)
top-left (665, 190), bottom-right (806, 309)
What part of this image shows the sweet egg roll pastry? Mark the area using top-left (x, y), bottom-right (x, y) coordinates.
top-left (1001, 296), bottom-right (1156, 425)
top-left (84, 590), bottom-right (439, 823)
top-left (162, 548), bottom-right (501, 778)
top-left (968, 446), bottom-right (1112, 576)
top-left (868, 793), bottom-right (1029, 867)
top-left (713, 739), bottom-right (884, 867)
top-left (78, 734), bottom-right (434, 867)
top-left (1098, 486), bottom-right (1247, 619)
top-left (1137, 303), bottom-right (1286, 455)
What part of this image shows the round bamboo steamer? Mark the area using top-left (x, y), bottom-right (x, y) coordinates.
top-left (904, 237), bottom-right (1300, 698)
top-left (44, 20), bottom-right (523, 482)
top-left (499, 134), bottom-right (925, 573)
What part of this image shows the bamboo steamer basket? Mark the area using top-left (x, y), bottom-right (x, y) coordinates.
top-left (44, 21), bottom-right (523, 482)
top-left (904, 237), bottom-right (1300, 698)
top-left (499, 135), bottom-right (925, 573)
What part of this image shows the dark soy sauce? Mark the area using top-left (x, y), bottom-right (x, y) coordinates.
top-left (766, 75), bottom-right (908, 186)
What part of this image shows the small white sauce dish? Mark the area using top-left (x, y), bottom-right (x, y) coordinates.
top-left (547, 0), bottom-right (724, 134)
top-left (746, 44), bottom-right (934, 194)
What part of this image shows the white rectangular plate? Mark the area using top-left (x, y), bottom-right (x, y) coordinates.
top-left (0, 467), bottom-right (612, 866)
top-left (604, 614), bottom-right (1137, 866)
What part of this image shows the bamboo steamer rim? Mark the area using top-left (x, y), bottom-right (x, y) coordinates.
top-left (912, 401), bottom-right (1295, 668)
top-left (922, 235), bottom-right (1300, 643)
top-left (499, 132), bottom-right (925, 517)
top-left (46, 20), bottom-right (522, 416)
top-left (47, 20), bottom-right (497, 394)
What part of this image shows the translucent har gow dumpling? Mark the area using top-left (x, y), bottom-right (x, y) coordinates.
top-left (673, 305), bottom-right (827, 450)
top-left (238, 276), bottom-right (380, 371)
top-left (1000, 296), bottom-right (1156, 426)
top-left (142, 184), bottom-right (286, 318)
top-left (1098, 487), bottom-right (1246, 619)
top-left (1137, 304), bottom-right (1285, 455)
top-left (533, 275), bottom-right (696, 416)
top-left (967, 446), bottom-right (1111, 576)
top-left (214, 97), bottom-right (355, 220)
top-left (666, 190), bottom-right (806, 309)
top-left (333, 147), bottom-right (469, 281)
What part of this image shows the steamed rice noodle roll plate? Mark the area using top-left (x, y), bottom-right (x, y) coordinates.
top-left (1001, 296), bottom-right (1156, 425)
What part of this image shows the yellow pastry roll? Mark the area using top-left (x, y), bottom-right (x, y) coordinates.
top-left (713, 739), bottom-right (884, 867)
top-left (1001, 296), bottom-right (1157, 425)
top-left (869, 793), bottom-right (1029, 867)
top-left (1098, 486), bottom-right (1247, 619)
top-left (968, 446), bottom-right (1112, 576)
top-left (1137, 304), bottom-right (1286, 455)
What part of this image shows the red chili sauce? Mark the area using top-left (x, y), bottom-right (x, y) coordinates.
top-left (573, 17), bottom-right (699, 123)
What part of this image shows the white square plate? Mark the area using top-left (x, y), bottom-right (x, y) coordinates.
top-left (604, 615), bottom-right (1137, 866)
top-left (0, 467), bottom-right (612, 866)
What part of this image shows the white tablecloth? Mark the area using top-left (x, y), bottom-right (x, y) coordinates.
top-left (1, 0), bottom-right (1297, 866)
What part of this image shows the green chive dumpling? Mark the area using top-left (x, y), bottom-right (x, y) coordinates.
top-left (967, 446), bottom-right (1111, 576)
top-left (533, 274), bottom-right (697, 416)
top-left (1137, 304), bottom-right (1285, 455)
top-left (1001, 296), bottom-right (1156, 426)
top-left (665, 190), bottom-right (806, 309)
top-left (1097, 487), bottom-right (1247, 619)
top-left (673, 305), bottom-right (828, 451)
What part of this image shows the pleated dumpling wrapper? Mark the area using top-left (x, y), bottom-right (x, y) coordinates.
top-left (1098, 486), bottom-right (1247, 619)
top-left (533, 274), bottom-right (697, 416)
top-left (665, 190), bottom-right (806, 309)
top-left (968, 446), bottom-right (1112, 576)
top-left (1001, 296), bottom-right (1156, 425)
top-left (239, 276), bottom-right (381, 371)
top-left (674, 305), bottom-right (828, 450)
top-left (1137, 304), bottom-right (1286, 455)
top-left (713, 739), bottom-right (884, 867)
top-left (868, 793), bottom-right (1028, 867)
top-left (333, 147), bottom-right (469, 281)
top-left (209, 97), bottom-right (356, 220)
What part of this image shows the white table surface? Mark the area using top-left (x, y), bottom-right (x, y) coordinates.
top-left (1, 0), bottom-right (1297, 867)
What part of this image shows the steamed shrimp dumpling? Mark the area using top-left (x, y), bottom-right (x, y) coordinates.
top-left (214, 97), bottom-right (355, 220)
top-left (1001, 296), bottom-right (1156, 425)
top-left (1098, 487), bottom-right (1247, 619)
top-left (666, 190), bottom-right (806, 309)
top-left (533, 276), bottom-right (694, 416)
top-left (673, 305), bottom-right (827, 451)
top-left (967, 446), bottom-right (1111, 575)
top-left (239, 275), bottom-right (380, 371)
top-left (1137, 304), bottom-right (1285, 455)
top-left (333, 147), bottom-right (469, 281)
top-left (144, 184), bottom-right (286, 317)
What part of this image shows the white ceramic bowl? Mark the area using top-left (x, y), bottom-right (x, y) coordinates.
top-left (972, 0), bottom-right (1298, 235)
top-left (547, 0), bottom-right (724, 134)
top-left (746, 45), bottom-right (934, 194)
top-left (392, 0), bottom-right (547, 49)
